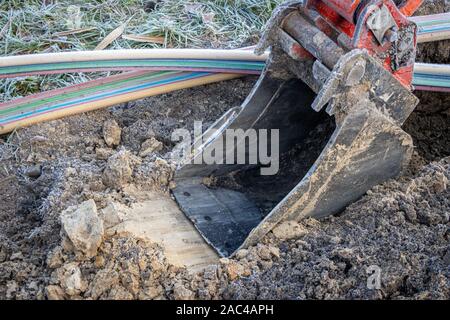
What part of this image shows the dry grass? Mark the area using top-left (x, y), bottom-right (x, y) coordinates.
top-left (0, 0), bottom-right (279, 100)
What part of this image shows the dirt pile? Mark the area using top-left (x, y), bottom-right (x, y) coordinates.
top-left (43, 224), bottom-right (238, 299)
top-left (45, 234), bottom-right (190, 300)
top-left (0, 78), bottom-right (255, 299)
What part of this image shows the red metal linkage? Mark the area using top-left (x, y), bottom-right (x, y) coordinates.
top-left (317, 0), bottom-right (362, 22)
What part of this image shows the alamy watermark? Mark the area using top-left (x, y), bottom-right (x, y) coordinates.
top-left (171, 121), bottom-right (280, 175)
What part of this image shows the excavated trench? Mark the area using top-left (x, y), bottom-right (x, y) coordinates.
top-left (404, 91), bottom-right (450, 164)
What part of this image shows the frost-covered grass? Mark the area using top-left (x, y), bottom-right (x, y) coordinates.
top-left (0, 0), bottom-right (279, 100)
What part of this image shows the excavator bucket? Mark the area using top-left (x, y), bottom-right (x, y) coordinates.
top-left (172, 0), bottom-right (421, 257)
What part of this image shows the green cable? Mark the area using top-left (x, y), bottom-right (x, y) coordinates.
top-left (412, 75), bottom-right (450, 87)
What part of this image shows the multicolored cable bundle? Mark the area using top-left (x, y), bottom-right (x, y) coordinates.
top-left (1, 13), bottom-right (449, 135)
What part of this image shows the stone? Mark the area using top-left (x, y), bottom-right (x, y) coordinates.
top-left (432, 172), bottom-right (447, 193)
top-left (94, 255), bottom-right (105, 268)
top-left (268, 245), bottom-right (280, 259)
top-left (256, 244), bottom-right (272, 260)
top-left (108, 286), bottom-right (133, 300)
top-left (222, 260), bottom-right (249, 280)
top-left (101, 201), bottom-right (125, 229)
top-left (88, 269), bottom-right (120, 299)
top-left (30, 135), bottom-right (49, 144)
top-left (5, 280), bottom-right (17, 299)
top-left (150, 158), bottom-right (175, 186)
top-left (259, 259), bottom-right (273, 270)
top-left (235, 249), bottom-right (249, 260)
top-left (65, 167), bottom-right (77, 177)
top-left (27, 281), bottom-right (39, 291)
top-left (139, 137), bottom-right (163, 157)
top-left (272, 220), bottom-right (308, 240)
top-left (202, 265), bottom-right (219, 280)
top-left (143, 286), bottom-right (162, 299)
top-left (46, 246), bottom-right (64, 269)
top-left (103, 119), bottom-right (121, 147)
top-left (95, 147), bottom-right (114, 160)
top-left (10, 252), bottom-right (23, 260)
top-left (60, 199), bottom-right (104, 258)
top-left (333, 248), bottom-right (354, 260)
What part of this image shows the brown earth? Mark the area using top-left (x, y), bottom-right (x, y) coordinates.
top-left (0, 0), bottom-right (449, 300)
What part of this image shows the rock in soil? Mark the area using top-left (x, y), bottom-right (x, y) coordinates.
top-left (272, 220), bottom-right (308, 240)
top-left (139, 137), bottom-right (163, 157)
top-left (24, 164), bottom-right (42, 178)
top-left (102, 149), bottom-right (140, 189)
